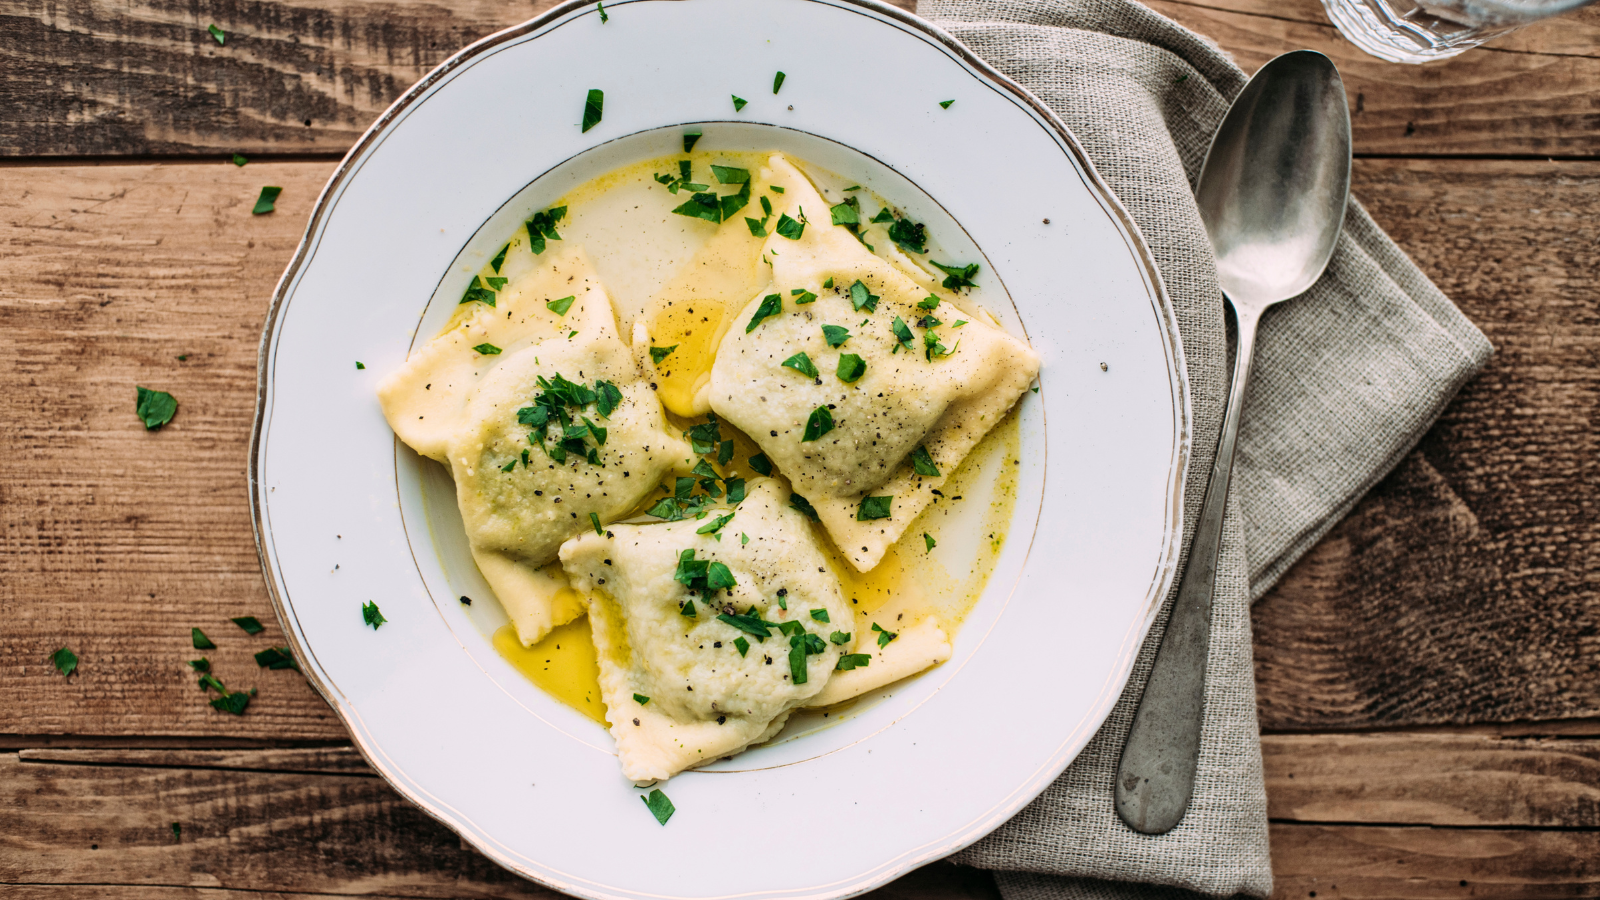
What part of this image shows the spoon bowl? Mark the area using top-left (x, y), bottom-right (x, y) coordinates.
top-left (1115, 49), bottom-right (1351, 836)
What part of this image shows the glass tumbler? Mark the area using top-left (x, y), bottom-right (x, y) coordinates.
top-left (1320, 0), bottom-right (1596, 62)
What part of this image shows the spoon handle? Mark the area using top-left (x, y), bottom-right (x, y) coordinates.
top-left (1114, 300), bottom-right (1260, 835)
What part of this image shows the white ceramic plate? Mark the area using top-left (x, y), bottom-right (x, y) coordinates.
top-left (251, 1), bottom-right (1190, 897)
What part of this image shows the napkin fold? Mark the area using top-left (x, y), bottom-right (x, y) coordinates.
top-left (917, 0), bottom-right (1494, 897)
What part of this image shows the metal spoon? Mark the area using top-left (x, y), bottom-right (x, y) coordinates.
top-left (1114, 50), bottom-right (1351, 836)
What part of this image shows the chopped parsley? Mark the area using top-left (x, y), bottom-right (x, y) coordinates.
top-left (872, 622), bottom-right (898, 648)
top-left (683, 130), bottom-right (701, 152)
top-left (642, 788), bottom-right (675, 825)
top-left (771, 185), bottom-right (786, 193)
top-left (680, 598), bottom-right (697, 617)
top-left (733, 636), bottom-right (750, 657)
top-left (254, 647), bottom-right (298, 671)
top-left (472, 343), bottom-right (502, 355)
top-left (500, 459), bottom-right (516, 472)
top-left (718, 610), bottom-right (774, 640)
top-left (781, 352), bottom-right (818, 378)
top-left (931, 260), bottom-right (980, 290)
top-left (746, 293), bottom-right (782, 332)
top-left (135, 386), bottom-right (178, 430)
top-left (231, 616), bottom-right (265, 635)
top-left (830, 200), bottom-right (860, 226)
top-left (789, 493), bottom-right (820, 522)
top-left (525, 205), bottom-right (567, 255)
top-left (809, 609), bottom-right (830, 623)
top-left (671, 180), bottom-right (751, 224)
top-left (188, 658), bottom-right (210, 673)
top-left (887, 215), bottom-right (928, 253)
top-left (590, 512), bottom-right (604, 535)
top-left (547, 295), bottom-right (576, 315)
top-left (774, 212), bottom-right (805, 240)
top-left (822, 324), bottom-right (850, 348)
top-left (208, 23), bottom-right (226, 44)
top-left (711, 165), bottom-right (750, 184)
top-left (746, 217), bottom-right (767, 237)
top-left (910, 445), bottom-right (940, 477)
top-left (517, 374), bottom-right (621, 466)
top-left (675, 549), bottom-right (736, 595)
top-left (685, 415), bottom-right (721, 454)
top-left (848, 280), bottom-right (879, 312)
top-left (789, 644), bottom-right (809, 684)
top-left (773, 71), bottom-right (786, 93)
top-left (822, 276), bottom-right (833, 288)
top-left (857, 496), bottom-right (892, 521)
top-left (490, 243), bottom-right (509, 272)
top-left (750, 453), bottom-right (774, 476)
top-left (836, 653), bottom-right (871, 670)
top-left (732, 95), bottom-right (747, 111)
top-left (634, 693), bottom-right (650, 704)
top-left (917, 295), bottom-right (940, 311)
top-left (802, 406), bottom-right (834, 442)
top-left (924, 533), bottom-right (937, 551)
top-left (362, 601), bottom-right (386, 630)
top-left (460, 275), bottom-right (496, 306)
top-left (793, 289), bottom-right (818, 304)
top-left (718, 440), bottom-right (734, 466)
top-left (252, 186), bottom-right (281, 215)
top-left (597, 0), bottom-right (608, 22)
top-left (209, 687), bottom-right (254, 715)
top-left (890, 316), bottom-right (915, 353)
top-left (836, 353), bottom-right (865, 383)
top-left (581, 88), bottom-right (604, 133)
top-left (830, 631), bottom-right (851, 645)
top-left (50, 647), bottom-right (78, 677)
top-left (231, 153), bottom-right (247, 166)
top-left (872, 207), bottom-right (896, 224)
top-left (355, 361), bottom-right (365, 369)
top-left (191, 628), bottom-right (215, 650)
top-left (650, 344), bottom-right (678, 365)
top-left (940, 99), bottom-right (955, 109)
top-left (924, 329), bottom-right (955, 360)
top-left (696, 512), bottom-right (735, 535)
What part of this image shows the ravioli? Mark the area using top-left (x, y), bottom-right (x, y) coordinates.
top-left (560, 479), bottom-right (855, 783)
top-left (379, 245), bottom-right (690, 644)
top-left (709, 155), bottom-right (1040, 571)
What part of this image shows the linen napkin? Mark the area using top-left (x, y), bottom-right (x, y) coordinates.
top-left (917, 0), bottom-right (1494, 897)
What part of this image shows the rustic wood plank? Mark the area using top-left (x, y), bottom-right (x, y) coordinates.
top-left (1143, 0), bottom-right (1600, 158)
top-left (1269, 823), bottom-right (1600, 900)
top-left (17, 745), bottom-right (374, 775)
top-left (1263, 734), bottom-right (1600, 827)
top-left (0, 750), bottom-right (996, 899)
top-left (1253, 159), bottom-right (1600, 730)
top-left (2, 0), bottom-right (1597, 159)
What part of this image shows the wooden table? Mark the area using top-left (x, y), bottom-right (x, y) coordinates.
top-left (3, 0), bottom-right (1597, 896)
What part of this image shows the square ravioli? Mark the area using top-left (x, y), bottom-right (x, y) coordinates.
top-left (560, 478), bottom-right (856, 783)
top-left (378, 245), bottom-right (690, 644)
top-left (708, 155), bottom-right (1040, 571)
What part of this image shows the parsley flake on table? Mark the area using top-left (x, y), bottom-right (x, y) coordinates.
top-left (781, 351), bottom-right (819, 379)
top-left (597, 0), bottom-right (608, 22)
top-left (210, 689), bottom-right (254, 715)
top-left (809, 608), bottom-right (830, 623)
top-left (191, 628), bottom-right (215, 650)
top-left (822, 324), bottom-right (850, 348)
top-left (931, 260), bottom-right (980, 290)
top-left (802, 406), bottom-right (834, 442)
top-left (746, 293), bottom-right (782, 332)
top-left (857, 495), bottom-right (892, 521)
top-left (650, 344), bottom-right (678, 365)
top-left (208, 23), bottom-right (226, 44)
top-left (135, 386), bottom-right (178, 430)
top-left (231, 153), bottom-right (248, 166)
top-left (355, 362), bottom-right (365, 369)
top-left (836, 353), bottom-right (865, 383)
top-left (924, 533), bottom-right (937, 551)
top-left (525, 205), bottom-right (567, 255)
top-left (252, 186), bottom-right (281, 215)
top-left (848, 280), bottom-right (879, 312)
top-left (872, 622), bottom-right (898, 648)
top-left (188, 658), bottom-right (210, 673)
top-left (254, 647), bottom-right (299, 671)
top-left (171, 822), bottom-right (182, 841)
top-left (642, 788), bottom-right (675, 825)
top-left (940, 99), bottom-right (955, 109)
top-left (581, 88), bottom-right (604, 133)
top-left (749, 453), bottom-right (773, 476)
top-left (732, 95), bottom-right (748, 111)
top-left (836, 652), bottom-right (871, 670)
top-left (50, 647), bottom-right (78, 677)
top-left (789, 492), bottom-right (820, 521)
top-left (362, 601), bottom-right (386, 630)
top-left (547, 294), bottom-right (576, 315)
top-left (773, 71), bottom-right (786, 93)
top-left (683, 130), bottom-right (702, 152)
top-left (910, 445), bottom-right (940, 477)
top-left (774, 212), bottom-right (805, 240)
top-left (231, 616), bottom-right (265, 635)
top-left (472, 343), bottom-right (502, 355)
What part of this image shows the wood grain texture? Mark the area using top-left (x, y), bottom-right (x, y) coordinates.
top-left (0, 750), bottom-right (999, 899)
top-left (1, 0), bottom-right (1597, 159)
top-left (2, 159), bottom-right (1596, 737)
top-left (1253, 159), bottom-right (1600, 730)
top-left (1263, 733), bottom-right (1600, 827)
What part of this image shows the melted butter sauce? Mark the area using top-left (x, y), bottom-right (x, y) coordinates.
top-left (477, 152), bottom-right (1024, 726)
